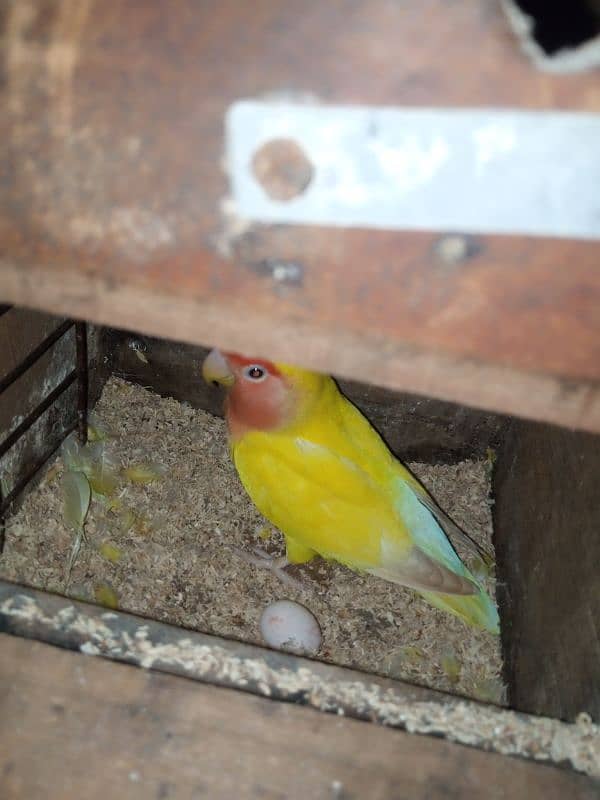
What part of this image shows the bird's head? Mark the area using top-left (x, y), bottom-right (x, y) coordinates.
top-left (202, 349), bottom-right (330, 437)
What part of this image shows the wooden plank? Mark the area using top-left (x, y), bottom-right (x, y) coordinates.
top-left (1, 581), bottom-right (598, 778)
top-left (493, 421), bottom-right (600, 722)
top-left (0, 1), bottom-right (599, 431)
top-left (2, 262), bottom-right (600, 434)
top-left (0, 635), bottom-right (597, 800)
top-left (0, 310), bottom-right (108, 509)
top-left (0, 311), bottom-right (77, 502)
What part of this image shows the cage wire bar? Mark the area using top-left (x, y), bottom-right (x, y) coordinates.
top-left (0, 310), bottom-right (88, 531)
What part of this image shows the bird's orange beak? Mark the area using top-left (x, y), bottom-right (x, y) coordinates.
top-left (202, 348), bottom-right (235, 388)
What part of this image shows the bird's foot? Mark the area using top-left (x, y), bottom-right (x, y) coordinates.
top-left (232, 546), bottom-right (304, 590)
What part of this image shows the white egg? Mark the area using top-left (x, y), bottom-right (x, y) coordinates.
top-left (259, 600), bottom-right (322, 656)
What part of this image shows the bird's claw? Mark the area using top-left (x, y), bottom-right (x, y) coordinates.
top-left (231, 546), bottom-right (304, 590)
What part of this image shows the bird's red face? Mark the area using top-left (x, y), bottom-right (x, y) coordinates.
top-left (202, 349), bottom-right (291, 438)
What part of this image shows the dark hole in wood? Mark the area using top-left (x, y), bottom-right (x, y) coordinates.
top-left (514, 0), bottom-right (600, 54)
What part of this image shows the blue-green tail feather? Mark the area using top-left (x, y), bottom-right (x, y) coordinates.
top-left (394, 479), bottom-right (499, 633)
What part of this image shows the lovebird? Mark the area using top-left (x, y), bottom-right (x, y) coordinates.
top-left (202, 349), bottom-right (499, 634)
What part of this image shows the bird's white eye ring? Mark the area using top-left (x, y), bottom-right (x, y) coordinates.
top-left (243, 364), bottom-right (268, 382)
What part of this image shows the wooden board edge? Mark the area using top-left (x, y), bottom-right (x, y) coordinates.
top-left (1, 258), bottom-right (599, 433)
top-left (0, 580), bottom-right (597, 778)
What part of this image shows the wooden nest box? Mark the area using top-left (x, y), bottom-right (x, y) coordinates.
top-left (0, 2), bottom-right (598, 797)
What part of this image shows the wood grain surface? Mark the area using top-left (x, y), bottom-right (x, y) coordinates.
top-left (1, 1), bottom-right (599, 430)
top-left (1, 634), bottom-right (597, 800)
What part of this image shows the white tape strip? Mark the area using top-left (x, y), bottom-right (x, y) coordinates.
top-left (226, 101), bottom-right (600, 240)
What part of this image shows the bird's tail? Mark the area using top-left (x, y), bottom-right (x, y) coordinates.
top-left (419, 586), bottom-right (500, 634)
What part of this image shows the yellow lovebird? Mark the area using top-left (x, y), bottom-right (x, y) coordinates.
top-left (203, 349), bottom-right (499, 634)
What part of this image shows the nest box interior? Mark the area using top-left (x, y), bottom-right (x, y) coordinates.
top-left (0, 307), bottom-right (598, 726)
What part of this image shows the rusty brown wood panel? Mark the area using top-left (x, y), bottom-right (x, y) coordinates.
top-left (0, 634), bottom-right (597, 800)
top-left (0, 0), bottom-right (599, 430)
top-left (2, 257), bottom-right (600, 433)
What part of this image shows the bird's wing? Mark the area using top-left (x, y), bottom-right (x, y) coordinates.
top-left (335, 393), bottom-right (492, 564)
top-left (234, 432), bottom-right (396, 567)
top-left (394, 461), bottom-right (493, 565)
top-left (234, 433), bottom-right (478, 595)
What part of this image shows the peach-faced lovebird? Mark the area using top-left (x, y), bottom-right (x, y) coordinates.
top-left (202, 349), bottom-right (499, 633)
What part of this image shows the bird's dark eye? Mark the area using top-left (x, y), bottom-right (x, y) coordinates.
top-left (243, 364), bottom-right (267, 382)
